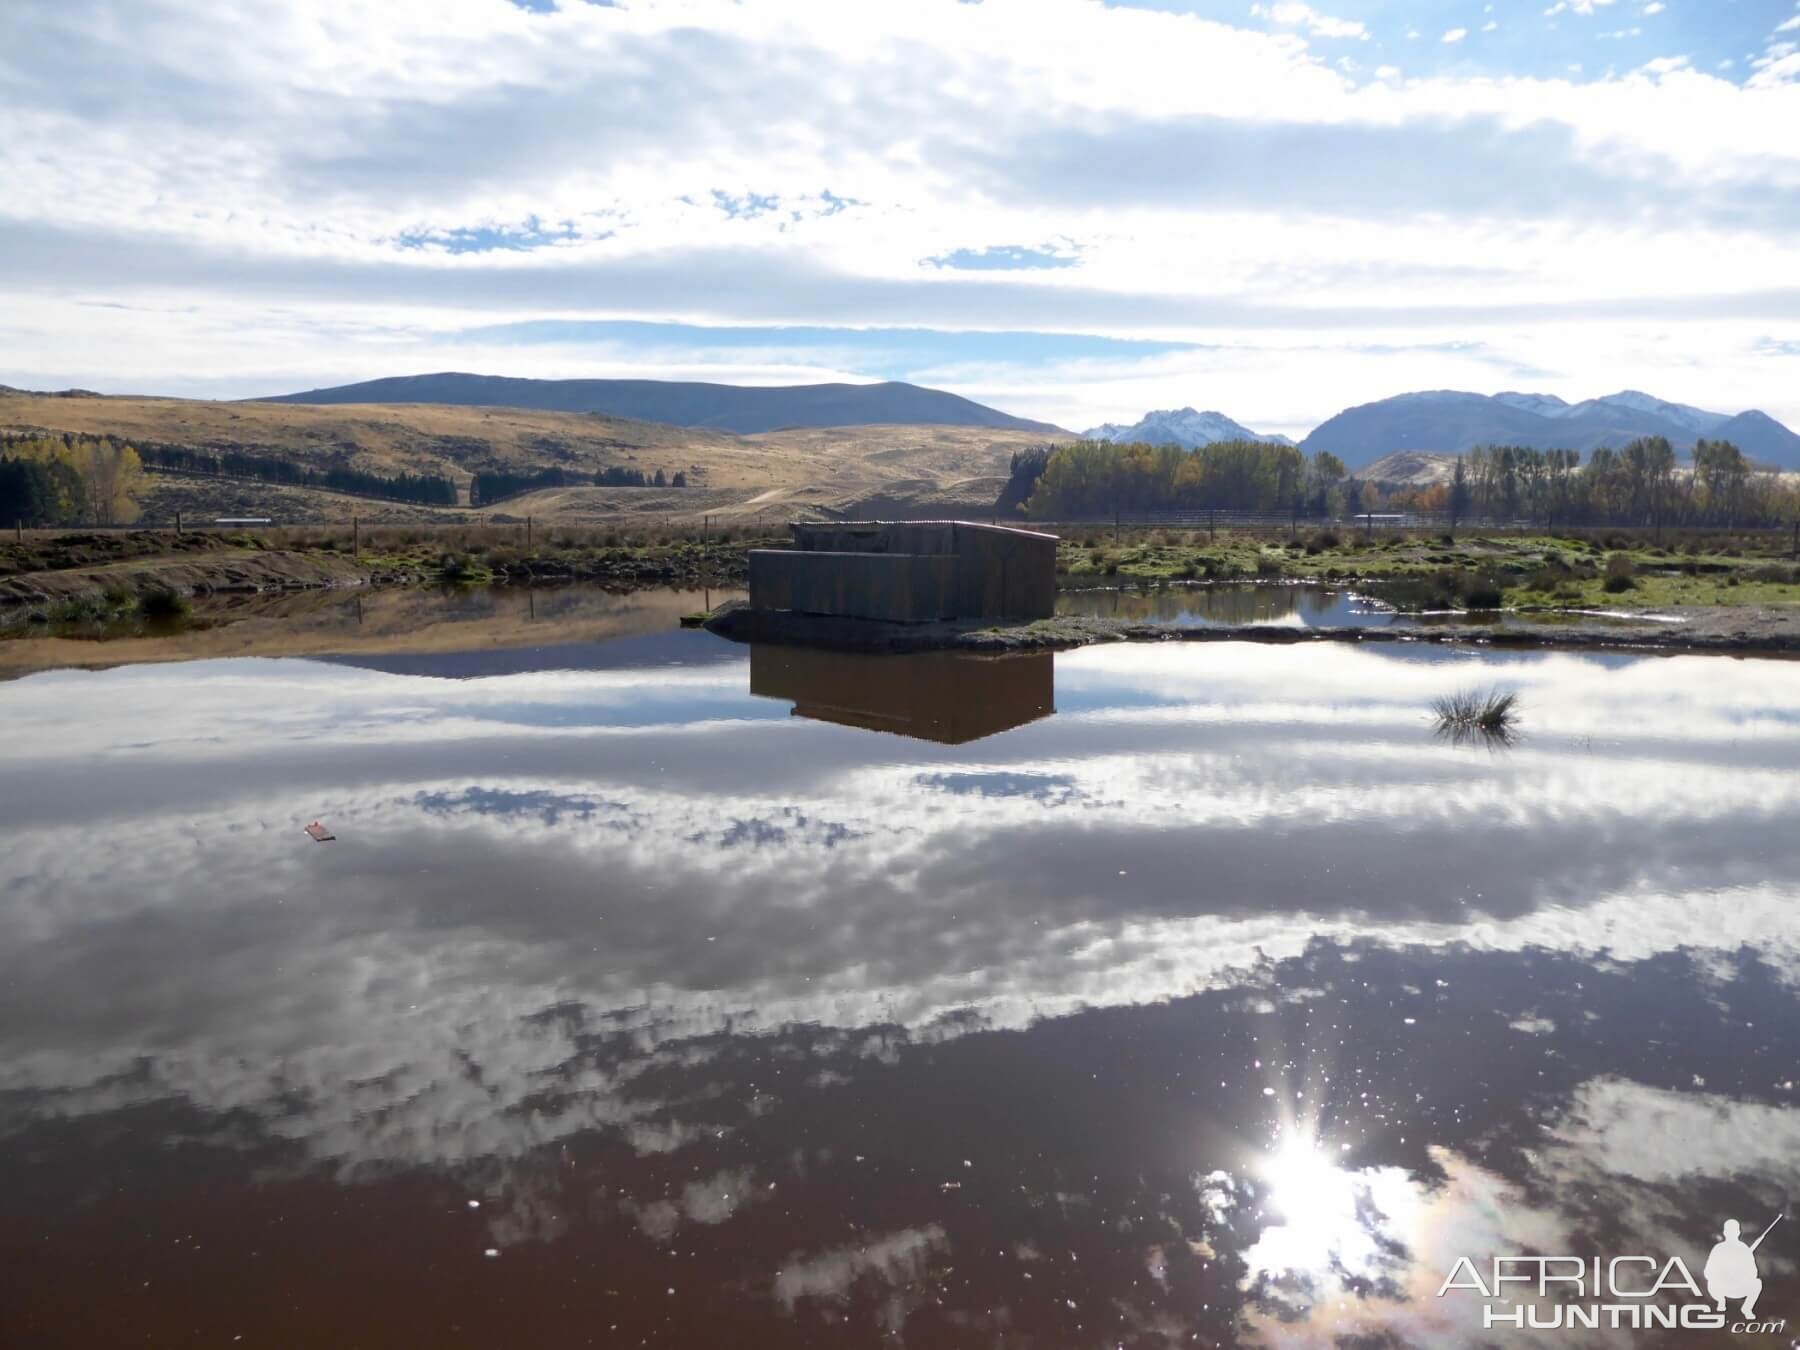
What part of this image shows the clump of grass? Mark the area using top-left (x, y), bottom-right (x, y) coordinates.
top-left (439, 551), bottom-right (476, 582)
top-left (1304, 529), bottom-right (1341, 555)
top-left (1432, 687), bottom-right (1520, 745)
top-left (1369, 569), bottom-right (1504, 612)
top-left (139, 587), bottom-right (191, 619)
top-left (1602, 552), bottom-right (1637, 593)
top-left (1461, 573), bottom-right (1505, 609)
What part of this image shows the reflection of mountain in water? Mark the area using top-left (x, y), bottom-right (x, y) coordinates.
top-left (749, 645), bottom-right (1054, 743)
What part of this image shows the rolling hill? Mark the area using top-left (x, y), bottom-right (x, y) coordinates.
top-left (0, 389), bottom-right (1054, 524)
top-left (259, 373), bottom-right (1063, 435)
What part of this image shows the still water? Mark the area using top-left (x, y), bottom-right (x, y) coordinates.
top-left (1055, 582), bottom-right (1400, 628)
top-left (2, 631), bottom-right (1797, 1347)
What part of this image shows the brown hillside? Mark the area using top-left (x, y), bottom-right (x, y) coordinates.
top-left (0, 392), bottom-right (1055, 522)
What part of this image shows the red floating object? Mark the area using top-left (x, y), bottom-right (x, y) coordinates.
top-left (304, 821), bottom-right (336, 843)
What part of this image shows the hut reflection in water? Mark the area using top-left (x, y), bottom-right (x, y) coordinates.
top-left (748, 644), bottom-right (1054, 744)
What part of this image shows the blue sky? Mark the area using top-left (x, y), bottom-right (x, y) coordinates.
top-left (1117, 0), bottom-right (1792, 81)
top-left (2, 0), bottom-right (1798, 436)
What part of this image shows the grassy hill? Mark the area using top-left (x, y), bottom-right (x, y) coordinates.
top-left (0, 391), bottom-right (1055, 523)
top-left (260, 372), bottom-right (1062, 434)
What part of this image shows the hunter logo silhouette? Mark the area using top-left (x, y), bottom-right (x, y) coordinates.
top-left (1704, 1215), bottom-right (1780, 1319)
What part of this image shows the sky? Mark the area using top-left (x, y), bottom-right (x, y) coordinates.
top-left (2, 0), bottom-right (1798, 438)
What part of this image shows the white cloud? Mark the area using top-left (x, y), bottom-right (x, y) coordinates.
top-left (1643, 1), bottom-right (1667, 13)
top-left (1778, 15), bottom-right (1800, 33)
top-left (1249, 2), bottom-right (1368, 39)
top-left (0, 0), bottom-right (1797, 428)
top-left (1442, 27), bottom-right (1469, 43)
top-left (1482, 20), bottom-right (1499, 32)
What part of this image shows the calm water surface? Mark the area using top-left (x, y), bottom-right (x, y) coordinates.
top-left (2, 630), bottom-right (1797, 1347)
top-left (1055, 582), bottom-right (1398, 628)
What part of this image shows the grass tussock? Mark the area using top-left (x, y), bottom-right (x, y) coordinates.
top-left (1432, 687), bottom-right (1520, 746)
top-left (138, 587), bottom-right (191, 618)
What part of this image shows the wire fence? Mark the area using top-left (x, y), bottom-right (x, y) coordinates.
top-left (1026, 509), bottom-right (1799, 540)
top-left (11, 509), bottom-right (1799, 549)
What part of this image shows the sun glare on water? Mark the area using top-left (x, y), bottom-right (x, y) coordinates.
top-left (1244, 1127), bottom-right (1430, 1298)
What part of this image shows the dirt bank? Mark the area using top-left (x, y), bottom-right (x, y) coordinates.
top-left (0, 548), bottom-right (369, 605)
top-left (0, 530), bottom-right (761, 607)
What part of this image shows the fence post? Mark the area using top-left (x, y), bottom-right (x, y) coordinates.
top-left (175, 511), bottom-right (182, 537)
top-left (527, 516), bottom-right (533, 549)
top-left (353, 515), bottom-right (360, 563)
top-left (1793, 518), bottom-right (1798, 560)
top-left (14, 518), bottom-right (20, 544)
top-left (1209, 509), bottom-right (1215, 543)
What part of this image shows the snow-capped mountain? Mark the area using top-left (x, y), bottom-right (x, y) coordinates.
top-left (1558, 390), bottom-right (1729, 437)
top-left (1302, 389), bottom-right (1800, 470)
top-left (1081, 407), bottom-right (1294, 448)
top-left (1492, 391), bottom-right (1572, 417)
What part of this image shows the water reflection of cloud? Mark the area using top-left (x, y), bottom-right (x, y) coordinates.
top-left (913, 770), bottom-right (1086, 803)
top-left (5, 643), bottom-right (1800, 1341)
top-left (774, 1225), bottom-right (949, 1326)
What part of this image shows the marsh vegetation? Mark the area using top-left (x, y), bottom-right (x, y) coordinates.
top-left (1432, 687), bottom-right (1520, 746)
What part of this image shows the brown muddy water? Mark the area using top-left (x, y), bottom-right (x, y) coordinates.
top-left (1, 623), bottom-right (1798, 1347)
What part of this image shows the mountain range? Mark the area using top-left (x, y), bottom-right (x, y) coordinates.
top-left (1298, 390), bottom-right (1800, 470)
top-left (260, 373), bottom-right (1061, 435)
top-left (256, 374), bottom-right (1800, 472)
top-left (1080, 408), bottom-right (1295, 448)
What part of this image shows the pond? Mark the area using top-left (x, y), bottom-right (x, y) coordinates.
top-left (2, 630), bottom-right (1797, 1346)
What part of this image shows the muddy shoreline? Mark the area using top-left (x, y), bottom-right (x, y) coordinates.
top-left (705, 601), bottom-right (1800, 657)
top-left (0, 547), bottom-right (747, 606)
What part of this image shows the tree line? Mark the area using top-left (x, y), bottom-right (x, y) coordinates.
top-left (137, 443), bottom-right (457, 506)
top-left (470, 464), bottom-right (686, 506)
top-left (0, 434), bottom-right (144, 525)
top-left (3, 429), bottom-right (702, 524)
top-left (1418, 438), bottom-right (1794, 528)
top-left (1004, 436), bottom-right (1799, 528)
top-left (1008, 440), bottom-right (1356, 519)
